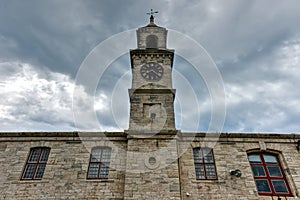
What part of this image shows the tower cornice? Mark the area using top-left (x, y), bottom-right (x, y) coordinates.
top-left (130, 49), bottom-right (174, 68)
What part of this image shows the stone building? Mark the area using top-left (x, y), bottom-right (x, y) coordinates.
top-left (0, 15), bottom-right (299, 200)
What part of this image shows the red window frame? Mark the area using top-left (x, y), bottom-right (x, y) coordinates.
top-left (21, 147), bottom-right (50, 180)
top-left (248, 152), bottom-right (293, 197)
top-left (193, 147), bottom-right (217, 180)
top-left (87, 147), bottom-right (111, 179)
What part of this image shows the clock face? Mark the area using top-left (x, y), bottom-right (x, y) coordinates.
top-left (140, 62), bottom-right (164, 81)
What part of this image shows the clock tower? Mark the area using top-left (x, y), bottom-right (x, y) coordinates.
top-left (128, 13), bottom-right (176, 132)
top-left (124, 13), bottom-right (181, 199)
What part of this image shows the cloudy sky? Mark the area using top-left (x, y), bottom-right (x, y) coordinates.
top-left (1, 0), bottom-right (300, 133)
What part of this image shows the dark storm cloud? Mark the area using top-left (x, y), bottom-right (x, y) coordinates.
top-left (0, 0), bottom-right (163, 77)
top-left (0, 1), bottom-right (115, 76)
top-left (171, 0), bottom-right (300, 133)
top-left (0, 0), bottom-right (300, 133)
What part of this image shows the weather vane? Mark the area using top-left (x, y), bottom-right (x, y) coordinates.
top-left (147, 9), bottom-right (159, 17)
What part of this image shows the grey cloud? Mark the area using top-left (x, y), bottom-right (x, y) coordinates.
top-left (1, 1), bottom-right (300, 133)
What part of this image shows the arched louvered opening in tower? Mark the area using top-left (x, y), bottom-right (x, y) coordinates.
top-left (146, 35), bottom-right (158, 49)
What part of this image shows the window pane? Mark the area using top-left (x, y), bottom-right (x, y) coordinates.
top-left (272, 180), bottom-right (288, 194)
top-left (40, 149), bottom-right (50, 162)
top-left (91, 149), bottom-right (101, 162)
top-left (29, 149), bottom-right (41, 162)
top-left (193, 148), bottom-right (202, 163)
top-left (256, 180), bottom-right (271, 193)
top-left (99, 166), bottom-right (109, 178)
top-left (34, 164), bottom-right (46, 179)
top-left (203, 149), bottom-right (214, 163)
top-left (263, 155), bottom-right (277, 164)
top-left (195, 164), bottom-right (205, 179)
top-left (101, 148), bottom-right (111, 163)
top-left (248, 155), bottom-right (262, 164)
top-left (88, 163), bottom-right (99, 178)
top-left (205, 164), bottom-right (216, 179)
top-left (251, 166), bottom-right (266, 177)
top-left (23, 164), bottom-right (36, 179)
top-left (267, 166), bottom-right (282, 177)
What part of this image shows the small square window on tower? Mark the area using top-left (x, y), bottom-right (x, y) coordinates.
top-left (150, 113), bottom-right (156, 120)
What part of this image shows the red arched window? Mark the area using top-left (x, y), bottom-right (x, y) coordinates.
top-left (248, 152), bottom-right (292, 197)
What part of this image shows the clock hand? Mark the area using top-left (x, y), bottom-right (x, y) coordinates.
top-left (149, 70), bottom-right (160, 76)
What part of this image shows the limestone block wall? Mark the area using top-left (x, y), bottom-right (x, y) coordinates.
top-left (0, 132), bottom-right (299, 200)
top-left (128, 89), bottom-right (176, 131)
top-left (0, 132), bottom-right (127, 200)
top-left (124, 134), bottom-right (181, 200)
top-left (178, 133), bottom-right (300, 200)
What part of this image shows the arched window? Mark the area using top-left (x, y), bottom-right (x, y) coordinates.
top-left (87, 147), bottom-right (112, 179)
top-left (248, 152), bottom-right (292, 197)
top-left (21, 147), bottom-right (50, 180)
top-left (146, 35), bottom-right (158, 49)
top-left (193, 147), bottom-right (217, 180)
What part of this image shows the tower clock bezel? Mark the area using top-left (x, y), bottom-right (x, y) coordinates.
top-left (140, 62), bottom-right (164, 81)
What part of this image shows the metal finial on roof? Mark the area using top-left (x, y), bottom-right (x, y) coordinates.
top-left (147, 9), bottom-right (159, 24)
top-left (147, 9), bottom-right (159, 16)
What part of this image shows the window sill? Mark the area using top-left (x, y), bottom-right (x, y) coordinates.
top-left (86, 179), bottom-right (114, 183)
top-left (192, 179), bottom-right (223, 184)
top-left (15, 180), bottom-right (50, 184)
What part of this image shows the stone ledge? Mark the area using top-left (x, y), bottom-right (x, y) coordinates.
top-left (191, 179), bottom-right (222, 184)
top-left (85, 179), bottom-right (115, 183)
top-left (125, 129), bottom-right (180, 139)
top-left (179, 132), bottom-right (300, 140)
top-left (14, 180), bottom-right (50, 184)
top-left (0, 132), bottom-right (127, 138)
top-left (0, 132), bottom-right (299, 140)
